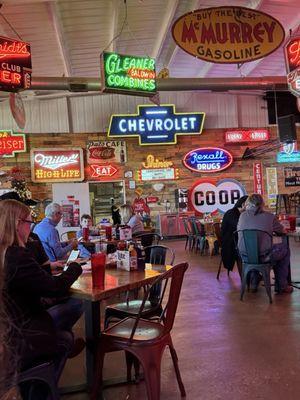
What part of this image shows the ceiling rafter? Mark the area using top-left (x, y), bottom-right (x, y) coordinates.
top-left (108, 0), bottom-right (119, 53)
top-left (151, 0), bottom-right (179, 60)
top-left (47, 1), bottom-right (72, 77)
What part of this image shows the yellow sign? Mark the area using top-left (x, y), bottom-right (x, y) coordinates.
top-left (172, 6), bottom-right (285, 64)
top-left (142, 154), bottom-right (173, 169)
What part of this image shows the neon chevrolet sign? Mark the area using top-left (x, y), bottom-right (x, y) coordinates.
top-left (108, 104), bottom-right (205, 145)
top-left (0, 36), bottom-right (32, 92)
top-left (101, 51), bottom-right (156, 96)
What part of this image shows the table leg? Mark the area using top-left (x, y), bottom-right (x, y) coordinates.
top-left (84, 300), bottom-right (101, 390)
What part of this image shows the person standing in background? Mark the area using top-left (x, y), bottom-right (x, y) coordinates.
top-left (111, 199), bottom-right (121, 225)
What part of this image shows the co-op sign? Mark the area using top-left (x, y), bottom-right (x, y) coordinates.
top-left (189, 179), bottom-right (247, 214)
top-left (172, 6), bottom-right (285, 64)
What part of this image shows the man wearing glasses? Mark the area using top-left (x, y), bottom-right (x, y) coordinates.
top-left (34, 202), bottom-right (78, 262)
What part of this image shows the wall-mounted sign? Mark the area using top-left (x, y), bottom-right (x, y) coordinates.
top-left (277, 142), bottom-right (300, 163)
top-left (189, 178), bottom-right (246, 215)
top-left (172, 6), bottom-right (285, 64)
top-left (284, 167), bottom-right (300, 187)
top-left (183, 147), bottom-right (233, 173)
top-left (108, 104), bottom-right (205, 145)
top-left (225, 129), bottom-right (270, 143)
top-left (146, 196), bottom-right (159, 204)
top-left (87, 140), bottom-right (126, 164)
top-left (266, 167), bottom-right (278, 208)
top-left (0, 130), bottom-right (26, 157)
top-left (138, 168), bottom-right (178, 181)
top-left (284, 35), bottom-right (300, 97)
top-left (142, 154), bottom-right (173, 169)
top-left (0, 36), bottom-right (32, 92)
top-left (31, 148), bottom-right (84, 183)
top-left (100, 51), bottom-right (156, 96)
top-left (89, 164), bottom-right (118, 178)
top-left (253, 162), bottom-right (263, 195)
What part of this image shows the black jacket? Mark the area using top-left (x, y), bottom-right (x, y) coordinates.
top-left (220, 207), bottom-right (240, 271)
top-left (4, 245), bottom-right (82, 369)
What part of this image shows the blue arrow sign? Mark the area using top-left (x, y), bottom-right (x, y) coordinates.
top-left (108, 104), bottom-right (205, 145)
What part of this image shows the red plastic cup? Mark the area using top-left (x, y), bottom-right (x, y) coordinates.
top-left (288, 215), bottom-right (296, 232)
top-left (82, 227), bottom-right (90, 242)
top-left (105, 225), bottom-right (112, 241)
top-left (91, 253), bottom-right (106, 288)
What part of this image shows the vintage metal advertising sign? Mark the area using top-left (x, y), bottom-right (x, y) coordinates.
top-left (253, 162), bottom-right (264, 195)
top-left (31, 148), bottom-right (84, 183)
top-left (172, 6), bottom-right (285, 64)
top-left (225, 129), bottom-right (270, 143)
top-left (277, 141), bottom-right (300, 163)
top-left (108, 104), bottom-right (205, 145)
top-left (0, 129), bottom-right (26, 157)
top-left (138, 154), bottom-right (179, 181)
top-left (0, 36), bottom-right (32, 92)
top-left (189, 178), bottom-right (246, 215)
top-left (101, 51), bottom-right (156, 96)
top-left (266, 167), bottom-right (278, 208)
top-left (183, 147), bottom-right (233, 173)
top-left (284, 35), bottom-right (300, 97)
top-left (87, 140), bottom-right (126, 164)
top-left (284, 167), bottom-right (300, 187)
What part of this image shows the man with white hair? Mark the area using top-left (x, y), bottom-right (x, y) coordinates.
top-left (34, 202), bottom-right (78, 261)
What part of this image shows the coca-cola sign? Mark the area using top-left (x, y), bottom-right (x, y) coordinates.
top-left (31, 148), bottom-right (84, 183)
top-left (87, 140), bottom-right (126, 164)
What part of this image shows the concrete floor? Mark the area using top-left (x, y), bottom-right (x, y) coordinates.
top-left (61, 238), bottom-right (300, 400)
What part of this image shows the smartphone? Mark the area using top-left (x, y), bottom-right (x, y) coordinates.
top-left (66, 249), bottom-right (80, 264)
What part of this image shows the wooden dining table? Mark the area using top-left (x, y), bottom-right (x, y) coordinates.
top-left (67, 263), bottom-right (169, 392)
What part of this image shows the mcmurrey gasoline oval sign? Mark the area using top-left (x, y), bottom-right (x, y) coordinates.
top-left (183, 147), bottom-right (233, 173)
top-left (172, 6), bottom-right (285, 64)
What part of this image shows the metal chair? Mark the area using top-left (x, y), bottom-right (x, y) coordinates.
top-left (189, 217), bottom-right (206, 253)
top-left (182, 217), bottom-right (194, 250)
top-left (91, 262), bottom-right (188, 400)
top-left (237, 229), bottom-right (273, 303)
top-left (60, 231), bottom-right (77, 241)
top-left (133, 232), bottom-right (161, 247)
top-left (104, 245), bottom-right (175, 329)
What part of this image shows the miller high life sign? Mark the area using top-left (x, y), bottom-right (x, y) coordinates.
top-left (224, 129), bottom-right (270, 143)
top-left (0, 36), bottom-right (32, 92)
top-left (31, 148), bottom-right (84, 183)
top-left (0, 130), bottom-right (26, 157)
top-left (284, 35), bottom-right (300, 97)
top-left (172, 6), bottom-right (285, 64)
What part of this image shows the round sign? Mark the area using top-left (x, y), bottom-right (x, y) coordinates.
top-left (189, 178), bottom-right (247, 215)
top-left (183, 147), bottom-right (233, 173)
top-left (172, 6), bottom-right (285, 64)
top-left (9, 93), bottom-right (26, 129)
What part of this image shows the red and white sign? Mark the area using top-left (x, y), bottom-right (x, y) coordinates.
top-left (90, 164), bottom-right (118, 178)
top-left (284, 36), bottom-right (300, 97)
top-left (225, 129), bottom-right (270, 143)
top-left (87, 140), bottom-right (126, 164)
top-left (132, 197), bottom-right (150, 214)
top-left (146, 196), bottom-right (159, 204)
top-left (0, 130), bottom-right (26, 157)
top-left (31, 148), bottom-right (84, 183)
top-left (0, 36), bottom-right (32, 92)
top-left (253, 162), bottom-right (264, 195)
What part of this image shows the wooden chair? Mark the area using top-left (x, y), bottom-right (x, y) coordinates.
top-left (104, 245), bottom-right (175, 329)
top-left (91, 262), bottom-right (188, 400)
top-left (60, 231), bottom-right (77, 241)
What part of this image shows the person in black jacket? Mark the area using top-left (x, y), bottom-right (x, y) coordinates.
top-left (0, 199), bottom-right (82, 398)
top-left (220, 195), bottom-right (248, 276)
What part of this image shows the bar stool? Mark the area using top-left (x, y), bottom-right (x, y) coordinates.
top-left (275, 194), bottom-right (291, 214)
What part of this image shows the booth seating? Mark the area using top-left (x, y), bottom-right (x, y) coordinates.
top-left (91, 262), bottom-right (188, 400)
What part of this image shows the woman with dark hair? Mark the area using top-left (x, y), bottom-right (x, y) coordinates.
top-left (237, 193), bottom-right (292, 293)
top-left (221, 195), bottom-right (248, 275)
top-left (0, 199), bottom-right (82, 398)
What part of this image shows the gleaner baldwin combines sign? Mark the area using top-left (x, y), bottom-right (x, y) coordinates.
top-left (30, 148), bottom-right (84, 183)
top-left (0, 36), bottom-right (32, 92)
top-left (284, 35), bottom-right (300, 97)
top-left (108, 104), bottom-right (205, 145)
top-left (189, 178), bottom-right (247, 215)
top-left (183, 147), bottom-right (233, 173)
top-left (137, 154), bottom-right (179, 181)
top-left (172, 6), bottom-right (285, 64)
top-left (0, 130), bottom-right (26, 157)
top-left (101, 51), bottom-right (156, 96)
top-left (224, 129), bottom-right (270, 143)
